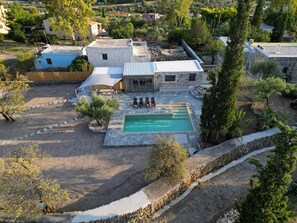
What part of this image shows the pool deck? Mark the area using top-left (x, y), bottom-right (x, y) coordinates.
top-left (103, 91), bottom-right (202, 149)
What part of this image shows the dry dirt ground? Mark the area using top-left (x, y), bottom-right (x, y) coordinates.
top-left (0, 84), bottom-right (148, 212)
top-left (151, 152), bottom-right (276, 223)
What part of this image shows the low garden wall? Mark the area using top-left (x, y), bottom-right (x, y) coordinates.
top-left (90, 129), bottom-right (278, 223)
top-left (181, 39), bottom-right (204, 67)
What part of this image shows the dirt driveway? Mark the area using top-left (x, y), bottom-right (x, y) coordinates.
top-left (0, 84), bottom-right (149, 212)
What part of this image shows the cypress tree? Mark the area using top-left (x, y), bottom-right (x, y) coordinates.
top-left (251, 0), bottom-right (266, 30)
top-left (238, 122), bottom-right (297, 223)
top-left (200, 0), bottom-right (252, 142)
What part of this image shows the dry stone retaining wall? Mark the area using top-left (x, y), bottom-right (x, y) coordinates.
top-left (92, 131), bottom-right (276, 223)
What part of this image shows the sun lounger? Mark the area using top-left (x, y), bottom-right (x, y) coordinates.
top-left (151, 97), bottom-right (156, 107)
top-left (139, 98), bottom-right (144, 108)
top-left (133, 98), bottom-right (138, 108)
top-left (145, 97), bottom-right (150, 107)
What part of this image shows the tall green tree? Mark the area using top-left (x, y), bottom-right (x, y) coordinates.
top-left (251, 0), bottom-right (266, 29)
top-left (200, 0), bottom-right (252, 142)
top-left (0, 74), bottom-right (29, 122)
top-left (157, 0), bottom-right (192, 27)
top-left (0, 144), bottom-right (69, 220)
top-left (269, 0), bottom-right (297, 41)
top-left (205, 38), bottom-right (225, 64)
top-left (43, 0), bottom-right (96, 45)
top-left (238, 122), bottom-right (297, 223)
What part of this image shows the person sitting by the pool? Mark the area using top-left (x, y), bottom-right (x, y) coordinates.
top-left (145, 97), bottom-right (150, 107)
top-left (151, 97), bottom-right (156, 107)
top-left (139, 98), bottom-right (144, 108)
top-left (133, 98), bottom-right (138, 108)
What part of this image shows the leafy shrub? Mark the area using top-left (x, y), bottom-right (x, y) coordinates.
top-left (17, 52), bottom-right (34, 72)
top-left (12, 29), bottom-right (26, 43)
top-left (144, 135), bottom-right (188, 182)
top-left (0, 34), bottom-right (4, 43)
top-left (249, 27), bottom-right (271, 42)
top-left (257, 108), bottom-right (288, 130)
top-left (282, 83), bottom-right (297, 99)
top-left (68, 56), bottom-right (92, 72)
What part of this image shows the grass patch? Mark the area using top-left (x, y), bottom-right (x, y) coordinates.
top-left (0, 42), bottom-right (37, 54)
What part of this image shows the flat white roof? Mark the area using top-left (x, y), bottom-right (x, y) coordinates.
top-left (123, 60), bottom-right (203, 76)
top-left (252, 42), bottom-right (297, 57)
top-left (87, 39), bottom-right (132, 48)
top-left (154, 60), bottom-right (203, 73)
top-left (123, 62), bottom-right (154, 76)
top-left (41, 45), bottom-right (83, 55)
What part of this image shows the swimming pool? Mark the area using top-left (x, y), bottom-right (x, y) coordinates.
top-left (123, 104), bottom-right (193, 133)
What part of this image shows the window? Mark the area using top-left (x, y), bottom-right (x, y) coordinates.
top-left (165, 75), bottom-right (176, 82)
top-left (189, 73), bottom-right (196, 81)
top-left (46, 58), bottom-right (52, 64)
top-left (283, 67), bottom-right (288, 73)
top-left (102, 54), bottom-right (108, 60)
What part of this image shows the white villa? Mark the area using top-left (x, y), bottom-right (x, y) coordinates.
top-left (86, 39), bottom-right (150, 67)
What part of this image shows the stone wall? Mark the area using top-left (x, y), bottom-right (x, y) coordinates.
top-left (154, 72), bottom-right (203, 90)
top-left (181, 39), bottom-right (204, 67)
top-left (94, 132), bottom-right (275, 223)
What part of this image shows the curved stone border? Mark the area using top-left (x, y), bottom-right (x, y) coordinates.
top-left (24, 99), bottom-right (72, 111)
top-left (88, 120), bottom-right (107, 133)
top-left (66, 128), bottom-right (279, 223)
top-left (0, 117), bottom-right (79, 145)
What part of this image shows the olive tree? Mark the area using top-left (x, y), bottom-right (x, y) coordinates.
top-left (144, 135), bottom-right (188, 182)
top-left (76, 94), bottom-right (119, 127)
top-left (0, 74), bottom-right (29, 122)
top-left (0, 144), bottom-right (69, 220)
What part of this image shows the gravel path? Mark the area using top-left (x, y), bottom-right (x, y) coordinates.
top-left (151, 152), bottom-right (270, 223)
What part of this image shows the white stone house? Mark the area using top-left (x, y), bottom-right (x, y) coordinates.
top-left (244, 42), bottom-right (297, 82)
top-left (43, 18), bottom-right (101, 40)
top-left (86, 39), bottom-right (150, 68)
top-left (123, 60), bottom-right (204, 91)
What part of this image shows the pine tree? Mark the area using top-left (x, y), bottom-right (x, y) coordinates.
top-left (200, 0), bottom-right (252, 142)
top-left (251, 0), bottom-right (266, 30)
top-left (238, 122), bottom-right (297, 223)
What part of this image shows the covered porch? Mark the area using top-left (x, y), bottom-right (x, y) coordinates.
top-left (123, 62), bottom-right (155, 92)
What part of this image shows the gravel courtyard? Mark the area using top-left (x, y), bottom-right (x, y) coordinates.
top-left (0, 84), bottom-right (148, 212)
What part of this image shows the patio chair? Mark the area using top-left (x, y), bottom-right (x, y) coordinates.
top-left (139, 98), bottom-right (144, 108)
top-left (145, 97), bottom-right (151, 107)
top-left (151, 97), bottom-right (156, 107)
top-left (133, 98), bottom-right (138, 108)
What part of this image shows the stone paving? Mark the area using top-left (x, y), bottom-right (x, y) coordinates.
top-left (103, 90), bottom-right (202, 150)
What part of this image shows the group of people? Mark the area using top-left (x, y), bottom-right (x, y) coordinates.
top-left (133, 97), bottom-right (156, 108)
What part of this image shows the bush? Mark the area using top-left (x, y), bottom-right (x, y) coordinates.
top-left (249, 27), bottom-right (271, 42)
top-left (144, 135), bottom-right (188, 182)
top-left (257, 108), bottom-right (288, 130)
top-left (17, 52), bottom-right (34, 72)
top-left (282, 83), bottom-right (297, 99)
top-left (0, 34), bottom-right (4, 43)
top-left (68, 56), bottom-right (92, 72)
top-left (12, 29), bottom-right (26, 43)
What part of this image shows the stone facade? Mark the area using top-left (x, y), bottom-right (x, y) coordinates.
top-left (87, 47), bottom-right (133, 67)
top-left (154, 72), bottom-right (203, 90)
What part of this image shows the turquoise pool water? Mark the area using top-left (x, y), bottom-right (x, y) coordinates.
top-left (124, 105), bottom-right (193, 133)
